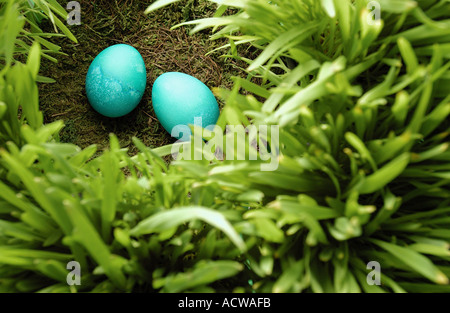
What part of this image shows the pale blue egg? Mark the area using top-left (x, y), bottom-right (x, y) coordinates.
top-left (151, 72), bottom-right (220, 140)
top-left (86, 44), bottom-right (146, 118)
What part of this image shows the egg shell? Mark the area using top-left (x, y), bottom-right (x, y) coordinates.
top-left (86, 44), bottom-right (147, 118)
top-left (151, 72), bottom-right (220, 140)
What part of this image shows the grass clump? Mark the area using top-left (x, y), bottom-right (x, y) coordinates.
top-left (147, 0), bottom-right (450, 292)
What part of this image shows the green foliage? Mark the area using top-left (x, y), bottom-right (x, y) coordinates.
top-left (0, 0), bottom-right (449, 293)
top-left (0, 0), bottom-right (77, 147)
top-left (146, 0), bottom-right (450, 292)
top-left (0, 0), bottom-right (77, 70)
top-left (0, 42), bottom-right (43, 147)
top-left (0, 128), bottom-right (254, 292)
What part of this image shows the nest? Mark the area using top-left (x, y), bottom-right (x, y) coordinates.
top-left (38, 0), bottom-right (240, 155)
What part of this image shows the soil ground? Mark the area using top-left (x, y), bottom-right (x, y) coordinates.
top-left (38, 0), bottom-right (245, 155)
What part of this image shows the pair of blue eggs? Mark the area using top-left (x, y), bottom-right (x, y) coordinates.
top-left (85, 44), bottom-right (220, 140)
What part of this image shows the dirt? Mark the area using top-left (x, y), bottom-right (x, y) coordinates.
top-left (38, 0), bottom-right (245, 155)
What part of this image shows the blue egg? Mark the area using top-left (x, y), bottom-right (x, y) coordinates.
top-left (86, 44), bottom-right (146, 118)
top-left (151, 72), bottom-right (220, 140)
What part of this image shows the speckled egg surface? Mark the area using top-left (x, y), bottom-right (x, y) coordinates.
top-left (151, 72), bottom-right (220, 140)
top-left (86, 44), bottom-right (146, 118)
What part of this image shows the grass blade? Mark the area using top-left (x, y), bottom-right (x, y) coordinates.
top-left (130, 206), bottom-right (246, 252)
top-left (358, 153), bottom-right (410, 194)
top-left (371, 239), bottom-right (449, 284)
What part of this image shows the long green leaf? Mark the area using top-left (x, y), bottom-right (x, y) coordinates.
top-left (371, 239), bottom-right (449, 284)
top-left (358, 153), bottom-right (410, 194)
top-left (130, 206), bottom-right (246, 252)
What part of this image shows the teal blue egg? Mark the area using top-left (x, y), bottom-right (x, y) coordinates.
top-left (152, 72), bottom-right (220, 140)
top-left (86, 44), bottom-right (147, 118)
